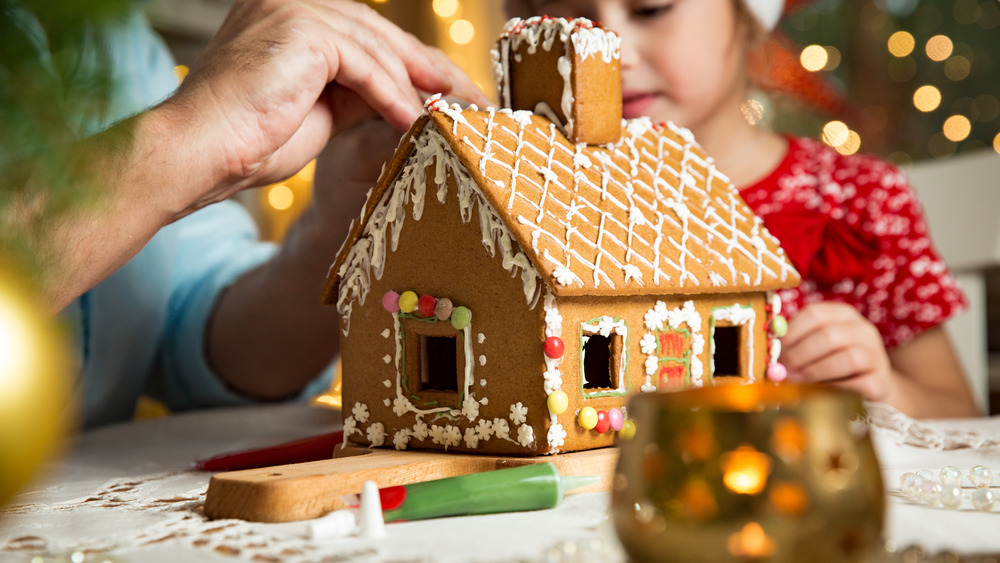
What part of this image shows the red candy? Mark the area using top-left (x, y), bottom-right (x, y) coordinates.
top-left (544, 336), bottom-right (564, 359)
top-left (417, 295), bottom-right (437, 317)
top-left (594, 410), bottom-right (610, 433)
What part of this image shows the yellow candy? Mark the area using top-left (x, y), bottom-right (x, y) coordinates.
top-left (547, 390), bottom-right (569, 415)
top-left (398, 291), bottom-right (418, 313)
top-left (578, 406), bottom-right (598, 430)
top-left (618, 419), bottom-right (637, 441)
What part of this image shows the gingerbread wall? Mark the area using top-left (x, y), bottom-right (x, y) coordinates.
top-left (339, 144), bottom-right (555, 456)
top-left (548, 292), bottom-right (770, 453)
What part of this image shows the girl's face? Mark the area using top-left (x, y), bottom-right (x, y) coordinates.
top-left (523, 0), bottom-right (749, 136)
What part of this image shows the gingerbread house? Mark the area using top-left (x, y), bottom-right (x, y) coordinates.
top-left (322, 17), bottom-right (800, 456)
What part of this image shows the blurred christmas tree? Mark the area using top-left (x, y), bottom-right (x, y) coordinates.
top-left (769, 0), bottom-right (1000, 163)
top-left (0, 0), bottom-right (130, 278)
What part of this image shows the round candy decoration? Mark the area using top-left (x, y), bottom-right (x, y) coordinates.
top-left (434, 298), bottom-right (454, 321)
top-left (417, 295), bottom-right (437, 317)
top-left (771, 316), bottom-right (788, 338)
top-left (766, 363), bottom-right (788, 383)
top-left (607, 408), bottom-right (624, 431)
top-left (594, 410), bottom-right (610, 434)
top-left (618, 419), bottom-right (637, 441)
top-left (398, 291), bottom-right (418, 314)
top-left (543, 336), bottom-right (564, 359)
top-left (547, 390), bottom-right (569, 415)
top-left (578, 407), bottom-right (597, 430)
top-left (382, 291), bottom-right (400, 313)
top-left (450, 306), bottom-right (472, 330)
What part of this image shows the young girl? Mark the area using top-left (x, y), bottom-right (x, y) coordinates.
top-left (505, 0), bottom-right (978, 418)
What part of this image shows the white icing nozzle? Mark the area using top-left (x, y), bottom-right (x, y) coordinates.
top-left (307, 509), bottom-right (358, 541)
top-left (359, 480), bottom-right (387, 539)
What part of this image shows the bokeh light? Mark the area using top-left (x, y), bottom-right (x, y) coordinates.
top-left (823, 46), bottom-right (842, 71)
top-left (800, 45), bottom-right (828, 72)
top-left (822, 121), bottom-right (850, 147)
top-left (913, 85), bottom-right (942, 112)
top-left (835, 131), bottom-right (862, 156)
top-left (433, 0), bottom-right (458, 18)
top-left (888, 31), bottom-right (915, 57)
top-left (943, 115), bottom-right (971, 142)
top-left (925, 35), bottom-right (954, 62)
top-left (449, 19), bottom-right (475, 44)
top-left (267, 184), bottom-right (294, 211)
top-left (944, 56), bottom-right (972, 81)
top-left (994, 133), bottom-right (1000, 154)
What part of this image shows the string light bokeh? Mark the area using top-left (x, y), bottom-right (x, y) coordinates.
top-left (780, 0), bottom-right (1000, 162)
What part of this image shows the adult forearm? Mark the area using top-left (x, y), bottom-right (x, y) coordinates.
top-left (884, 369), bottom-right (980, 419)
top-left (5, 102), bottom-right (216, 312)
top-left (206, 207), bottom-right (344, 399)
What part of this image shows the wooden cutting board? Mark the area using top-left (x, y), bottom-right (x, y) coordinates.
top-left (203, 446), bottom-right (618, 522)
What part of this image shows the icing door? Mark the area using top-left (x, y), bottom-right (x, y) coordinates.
top-left (655, 328), bottom-right (690, 388)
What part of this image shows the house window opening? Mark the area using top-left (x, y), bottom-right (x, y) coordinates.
top-left (582, 334), bottom-right (618, 390)
top-left (420, 335), bottom-right (459, 391)
top-left (713, 325), bottom-right (741, 377)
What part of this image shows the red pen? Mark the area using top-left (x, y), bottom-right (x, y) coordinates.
top-left (192, 431), bottom-right (344, 471)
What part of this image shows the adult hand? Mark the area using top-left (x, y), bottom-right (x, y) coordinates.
top-left (780, 302), bottom-right (894, 403)
top-left (164, 0), bottom-right (490, 219)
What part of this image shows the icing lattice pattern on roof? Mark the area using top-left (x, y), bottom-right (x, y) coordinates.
top-left (427, 104), bottom-right (799, 295)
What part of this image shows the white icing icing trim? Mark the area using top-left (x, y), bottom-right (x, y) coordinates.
top-left (367, 422), bottom-right (386, 447)
top-left (383, 398), bottom-right (390, 407)
top-left (336, 115), bottom-right (542, 336)
top-left (542, 291), bottom-right (565, 451)
top-left (462, 394), bottom-right (480, 421)
top-left (639, 334), bottom-right (657, 355)
top-left (382, 354), bottom-right (391, 364)
top-left (477, 332), bottom-right (486, 343)
top-left (643, 300), bottom-right (705, 388)
top-left (547, 423), bottom-right (567, 448)
top-left (480, 378), bottom-right (487, 387)
top-left (392, 396), bottom-right (412, 417)
top-left (581, 316), bottom-right (628, 392)
top-left (711, 304), bottom-right (756, 381)
top-left (479, 355), bottom-right (487, 366)
top-left (343, 416), bottom-right (358, 437)
top-left (383, 379), bottom-right (392, 388)
top-left (352, 402), bottom-right (370, 424)
top-left (464, 427), bottom-right (479, 449)
top-left (475, 419), bottom-right (494, 441)
top-left (517, 424), bottom-right (536, 447)
top-left (393, 429), bottom-right (411, 450)
top-left (510, 402), bottom-right (528, 425)
top-left (412, 418), bottom-right (429, 440)
top-left (381, 329), bottom-right (391, 338)
top-left (493, 418), bottom-right (511, 441)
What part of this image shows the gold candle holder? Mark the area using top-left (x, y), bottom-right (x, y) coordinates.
top-left (612, 384), bottom-right (884, 562)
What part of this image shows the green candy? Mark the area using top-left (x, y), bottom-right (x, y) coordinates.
top-left (771, 316), bottom-right (788, 338)
top-left (450, 306), bottom-right (472, 330)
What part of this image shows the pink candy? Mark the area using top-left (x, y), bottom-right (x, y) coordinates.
top-left (607, 408), bottom-right (624, 431)
top-left (382, 291), bottom-right (400, 313)
top-left (766, 363), bottom-right (788, 382)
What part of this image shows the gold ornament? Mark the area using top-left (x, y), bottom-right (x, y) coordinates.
top-left (0, 269), bottom-right (76, 506)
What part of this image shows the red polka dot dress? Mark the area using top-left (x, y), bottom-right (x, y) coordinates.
top-left (739, 136), bottom-right (966, 350)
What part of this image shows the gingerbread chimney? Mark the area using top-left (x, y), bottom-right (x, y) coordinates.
top-left (491, 17), bottom-right (622, 145)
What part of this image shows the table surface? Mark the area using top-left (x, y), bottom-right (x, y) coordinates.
top-left (3, 403), bottom-right (1000, 562)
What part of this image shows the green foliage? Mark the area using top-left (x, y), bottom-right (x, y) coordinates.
top-left (0, 0), bottom-right (131, 277)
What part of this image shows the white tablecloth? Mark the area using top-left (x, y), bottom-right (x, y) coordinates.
top-left (2, 403), bottom-right (1000, 562)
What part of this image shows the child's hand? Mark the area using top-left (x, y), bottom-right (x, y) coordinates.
top-left (780, 302), bottom-right (894, 403)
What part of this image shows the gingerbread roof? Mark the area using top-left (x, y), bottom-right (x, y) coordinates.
top-left (323, 98), bottom-right (799, 314)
